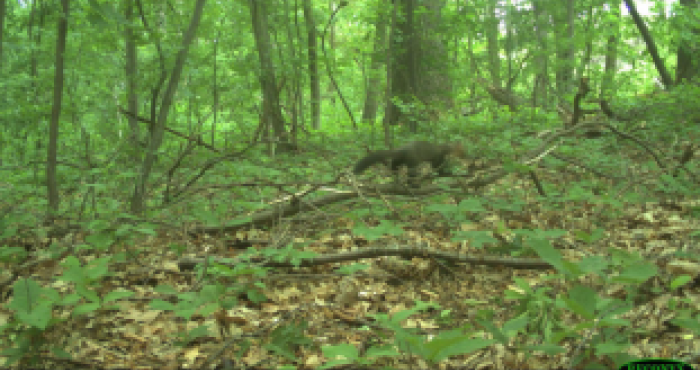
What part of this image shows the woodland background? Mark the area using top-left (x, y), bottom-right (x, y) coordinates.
top-left (0, 0), bottom-right (699, 369)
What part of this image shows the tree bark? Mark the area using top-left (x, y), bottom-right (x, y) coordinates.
top-left (601, 1), bottom-right (620, 99)
top-left (675, 0), bottom-right (699, 84)
top-left (249, 0), bottom-right (293, 150)
top-left (124, 0), bottom-right (139, 148)
top-left (485, 0), bottom-right (501, 89)
top-left (532, 0), bottom-right (549, 107)
top-left (361, 4), bottom-right (388, 124)
top-left (47, 0), bottom-right (70, 214)
top-left (623, 0), bottom-right (674, 88)
top-left (131, 0), bottom-right (207, 214)
top-left (302, 0), bottom-right (321, 130)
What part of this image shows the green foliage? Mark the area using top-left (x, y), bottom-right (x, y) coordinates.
top-left (150, 284), bottom-right (221, 321)
top-left (0, 278), bottom-right (73, 366)
top-left (349, 301), bottom-right (497, 365)
top-left (0, 0), bottom-right (698, 367)
top-left (451, 230), bottom-right (498, 249)
top-left (265, 320), bottom-right (313, 361)
top-left (258, 243), bottom-right (318, 267)
top-left (61, 256), bottom-right (114, 310)
top-left (426, 198), bottom-right (487, 222)
top-left (0, 257), bottom-right (135, 366)
top-left (313, 242), bottom-right (674, 368)
top-left (353, 220), bottom-right (405, 241)
top-left (428, 199), bottom-right (498, 247)
top-left (0, 246), bottom-right (27, 265)
top-left (320, 343), bottom-right (397, 369)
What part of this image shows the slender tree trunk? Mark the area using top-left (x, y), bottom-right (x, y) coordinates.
top-left (555, 0), bottom-right (575, 97)
top-left (485, 0), bottom-right (500, 88)
top-left (361, 5), bottom-right (387, 124)
top-left (601, 1), bottom-right (620, 99)
top-left (504, 0), bottom-right (513, 94)
top-left (576, 7), bottom-right (593, 82)
top-left (382, 2), bottom-right (397, 147)
top-left (675, 0), bottom-right (699, 83)
top-left (131, 0), bottom-right (207, 214)
top-left (418, 0), bottom-right (451, 109)
top-left (24, 0), bottom-right (44, 164)
top-left (124, 0), bottom-right (139, 148)
top-left (249, 0), bottom-right (293, 150)
top-left (302, 0), bottom-right (320, 130)
top-left (532, 0), bottom-right (549, 107)
top-left (385, 0), bottom-right (419, 132)
top-left (623, 0), bottom-right (674, 88)
top-left (47, 0), bottom-right (70, 214)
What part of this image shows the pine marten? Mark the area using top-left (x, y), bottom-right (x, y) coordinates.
top-left (353, 141), bottom-right (465, 182)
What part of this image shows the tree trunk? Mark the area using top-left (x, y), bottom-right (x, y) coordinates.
top-left (361, 4), bottom-right (388, 124)
top-left (555, 0), bottom-right (575, 97)
top-left (385, 0), bottom-right (419, 132)
top-left (131, 0), bottom-right (207, 214)
top-left (601, 1), bottom-right (620, 99)
top-left (47, 0), bottom-right (70, 214)
top-left (675, 0), bottom-right (699, 84)
top-left (124, 0), bottom-right (139, 149)
top-left (624, 0), bottom-right (674, 88)
top-left (302, 0), bottom-right (321, 130)
top-left (532, 0), bottom-right (549, 107)
top-left (417, 0), bottom-right (451, 109)
top-left (249, 0), bottom-right (293, 151)
top-left (485, 0), bottom-right (500, 89)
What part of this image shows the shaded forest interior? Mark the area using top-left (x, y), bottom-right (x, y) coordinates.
top-left (0, 0), bottom-right (699, 369)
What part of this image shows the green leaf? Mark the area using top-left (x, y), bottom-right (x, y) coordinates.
top-left (458, 198), bottom-right (488, 212)
top-left (529, 238), bottom-right (565, 273)
top-left (76, 285), bottom-right (100, 303)
top-left (563, 285), bottom-right (598, 319)
top-left (502, 312), bottom-right (529, 335)
top-left (574, 228), bottom-right (606, 244)
top-left (84, 232), bottom-right (115, 249)
top-left (103, 289), bottom-right (135, 303)
top-left (149, 299), bottom-right (176, 311)
top-left (364, 344), bottom-right (400, 358)
top-left (477, 319), bottom-right (508, 344)
top-left (451, 230), bottom-right (497, 248)
top-left (226, 216), bottom-right (253, 227)
top-left (670, 275), bottom-right (692, 289)
top-left (423, 330), bottom-right (495, 362)
top-left (61, 293), bottom-right (82, 306)
top-left (154, 285), bottom-right (179, 295)
top-left (321, 343), bottom-right (359, 362)
top-left (246, 288), bottom-right (268, 304)
top-left (669, 316), bottom-right (700, 333)
top-left (0, 225), bottom-right (18, 240)
top-left (8, 278), bottom-right (42, 312)
top-left (0, 246), bottom-right (26, 264)
top-left (84, 257), bottom-right (111, 281)
top-left (176, 325), bottom-right (211, 346)
top-left (612, 262), bottom-right (658, 284)
top-left (576, 256), bottom-right (610, 275)
top-left (353, 220), bottom-right (405, 241)
top-left (73, 302), bottom-right (101, 316)
top-left (16, 302), bottom-right (53, 329)
top-left (51, 347), bottom-right (72, 359)
top-left (593, 340), bottom-right (630, 355)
